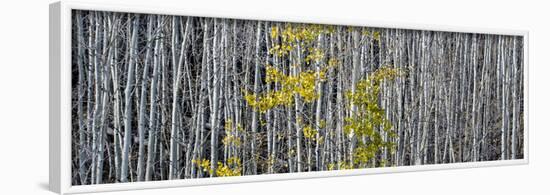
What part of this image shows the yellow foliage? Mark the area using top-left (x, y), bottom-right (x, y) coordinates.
top-left (193, 157), bottom-right (242, 177)
top-left (338, 161), bottom-right (353, 170)
top-left (319, 120), bottom-right (326, 129)
top-left (305, 48), bottom-right (325, 64)
top-left (216, 157), bottom-right (242, 177)
top-left (222, 118), bottom-right (242, 147)
top-left (192, 159), bottom-right (212, 173)
top-left (302, 125), bottom-right (318, 140)
top-left (373, 31), bottom-right (381, 41)
top-left (353, 144), bottom-right (376, 165)
top-left (224, 119), bottom-right (233, 132)
top-left (271, 26), bottom-right (279, 39)
top-left (344, 66), bottom-right (401, 168)
top-left (327, 163), bottom-right (335, 171)
top-left (327, 161), bottom-right (353, 171)
top-left (222, 134), bottom-right (242, 147)
top-left (244, 65), bottom-right (329, 112)
top-left (328, 58), bottom-right (339, 67)
top-left (362, 28), bottom-right (371, 36)
top-left (269, 24), bottom-right (331, 57)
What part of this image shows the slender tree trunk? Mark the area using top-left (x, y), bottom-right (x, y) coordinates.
top-left (249, 21), bottom-right (262, 174)
top-left (511, 37), bottom-right (518, 159)
top-left (75, 10), bottom-right (87, 185)
top-left (137, 15), bottom-right (155, 181)
top-left (120, 14), bottom-right (140, 183)
top-left (96, 13), bottom-right (117, 184)
top-left (145, 16), bottom-right (163, 181)
top-left (169, 17), bottom-right (192, 179)
top-left (210, 19), bottom-right (221, 177)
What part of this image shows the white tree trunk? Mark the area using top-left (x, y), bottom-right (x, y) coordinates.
top-left (120, 14), bottom-right (140, 183)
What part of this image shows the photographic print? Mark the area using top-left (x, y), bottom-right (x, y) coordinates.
top-left (70, 10), bottom-right (524, 185)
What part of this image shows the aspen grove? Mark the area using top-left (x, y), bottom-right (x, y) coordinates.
top-left (71, 10), bottom-right (524, 185)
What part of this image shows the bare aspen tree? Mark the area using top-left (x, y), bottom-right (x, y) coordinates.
top-left (89, 12), bottom-right (101, 183)
top-left (75, 10), bottom-right (87, 184)
top-left (249, 21), bottom-right (262, 174)
top-left (145, 16), bottom-right (162, 181)
top-left (95, 13), bottom-right (117, 184)
top-left (169, 17), bottom-right (192, 179)
top-left (210, 19), bottom-right (221, 177)
top-left (136, 15), bottom-right (155, 181)
top-left (511, 37), bottom-right (518, 159)
top-left (120, 14), bottom-right (140, 183)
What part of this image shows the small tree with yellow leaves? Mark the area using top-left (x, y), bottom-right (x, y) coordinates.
top-left (344, 67), bottom-right (401, 168)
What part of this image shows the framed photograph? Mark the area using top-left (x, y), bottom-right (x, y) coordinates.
top-left (49, 1), bottom-right (529, 194)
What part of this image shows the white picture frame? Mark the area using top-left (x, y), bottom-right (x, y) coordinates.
top-left (49, 1), bottom-right (529, 194)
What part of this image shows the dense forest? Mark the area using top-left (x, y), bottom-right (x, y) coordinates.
top-left (71, 10), bottom-right (524, 185)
